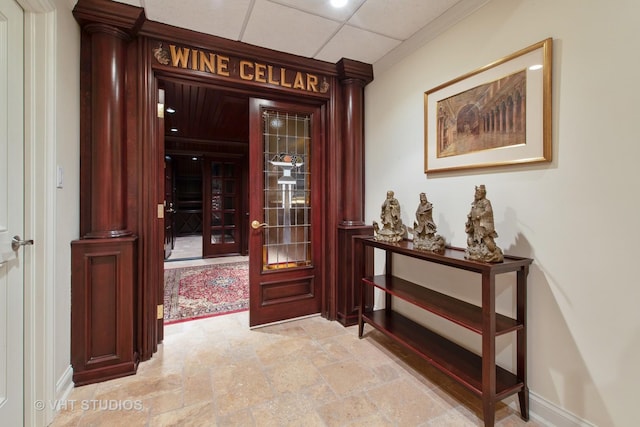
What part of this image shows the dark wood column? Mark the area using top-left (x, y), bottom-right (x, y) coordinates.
top-left (84, 23), bottom-right (131, 238)
top-left (71, 0), bottom-right (144, 385)
top-left (336, 59), bottom-right (374, 326)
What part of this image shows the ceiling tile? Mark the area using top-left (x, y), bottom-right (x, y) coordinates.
top-left (349, 0), bottom-right (459, 40)
top-left (242, 0), bottom-right (340, 58)
top-left (143, 0), bottom-right (253, 41)
top-left (106, 0), bottom-right (490, 66)
top-left (315, 24), bottom-right (401, 64)
top-left (270, 0), bottom-right (366, 21)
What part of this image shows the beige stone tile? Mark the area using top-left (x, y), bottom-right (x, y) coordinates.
top-left (311, 337), bottom-right (353, 367)
top-left (250, 393), bottom-right (322, 427)
top-left (425, 406), bottom-right (483, 427)
top-left (183, 368), bottom-right (214, 406)
top-left (318, 360), bottom-right (379, 396)
top-left (214, 408), bottom-right (255, 426)
top-left (149, 401), bottom-right (216, 426)
top-left (50, 310), bottom-right (539, 427)
top-left (66, 383), bottom-right (99, 401)
top-left (48, 406), bottom-right (83, 427)
top-left (255, 322), bottom-right (309, 338)
top-left (297, 315), bottom-right (350, 340)
top-left (264, 357), bottom-right (323, 394)
top-left (254, 336), bottom-right (320, 366)
top-left (316, 394), bottom-right (379, 427)
top-left (367, 379), bottom-right (449, 424)
top-left (325, 332), bottom-right (396, 368)
top-left (371, 362), bottom-right (402, 383)
top-left (211, 359), bottom-right (273, 415)
top-left (183, 346), bottom-right (230, 371)
top-left (143, 387), bottom-right (184, 416)
top-left (94, 372), bottom-right (182, 402)
top-left (75, 403), bottom-right (150, 427)
top-left (342, 413), bottom-right (395, 427)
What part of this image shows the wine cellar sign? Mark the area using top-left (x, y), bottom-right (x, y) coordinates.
top-left (152, 42), bottom-right (330, 95)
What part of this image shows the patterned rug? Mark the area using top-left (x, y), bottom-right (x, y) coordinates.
top-left (164, 261), bottom-right (249, 324)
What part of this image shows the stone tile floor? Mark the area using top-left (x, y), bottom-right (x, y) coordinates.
top-left (51, 311), bottom-right (546, 426)
top-left (165, 235), bottom-right (203, 261)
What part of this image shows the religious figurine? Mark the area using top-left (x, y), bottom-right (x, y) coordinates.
top-left (465, 185), bottom-right (503, 262)
top-left (408, 192), bottom-right (445, 253)
top-left (373, 190), bottom-right (406, 243)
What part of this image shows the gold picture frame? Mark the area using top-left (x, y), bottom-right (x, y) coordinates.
top-left (424, 38), bottom-right (552, 174)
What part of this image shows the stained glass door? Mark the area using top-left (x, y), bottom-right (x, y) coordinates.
top-left (248, 99), bottom-right (323, 326)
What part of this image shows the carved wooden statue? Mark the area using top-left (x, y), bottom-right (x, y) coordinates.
top-left (409, 192), bottom-right (445, 253)
top-left (373, 190), bottom-right (406, 243)
top-left (465, 185), bottom-right (504, 262)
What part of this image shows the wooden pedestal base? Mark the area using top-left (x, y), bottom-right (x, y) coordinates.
top-left (71, 236), bottom-right (138, 386)
top-left (336, 225), bottom-right (373, 326)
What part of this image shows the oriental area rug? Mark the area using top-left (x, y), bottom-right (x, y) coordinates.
top-left (163, 261), bottom-right (249, 324)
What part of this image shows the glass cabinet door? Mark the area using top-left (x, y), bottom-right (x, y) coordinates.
top-left (203, 158), bottom-right (242, 257)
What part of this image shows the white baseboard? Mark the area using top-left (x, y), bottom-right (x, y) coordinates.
top-left (508, 391), bottom-right (597, 427)
top-left (55, 365), bottom-right (74, 403)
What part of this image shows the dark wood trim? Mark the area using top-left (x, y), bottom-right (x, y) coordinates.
top-left (73, 0), bottom-right (145, 35)
top-left (139, 22), bottom-right (339, 77)
top-left (337, 58), bottom-right (374, 85)
top-left (72, 0), bottom-right (374, 376)
top-left (336, 225), bottom-right (374, 326)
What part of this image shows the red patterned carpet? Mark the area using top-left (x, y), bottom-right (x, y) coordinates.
top-left (163, 262), bottom-right (249, 324)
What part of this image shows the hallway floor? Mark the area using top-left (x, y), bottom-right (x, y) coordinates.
top-left (50, 312), bottom-right (543, 426)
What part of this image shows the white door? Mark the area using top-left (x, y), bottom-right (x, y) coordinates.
top-left (0, 0), bottom-right (25, 424)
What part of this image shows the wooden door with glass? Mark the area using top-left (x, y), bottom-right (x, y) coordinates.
top-left (248, 98), bottom-right (323, 326)
top-left (202, 156), bottom-right (243, 257)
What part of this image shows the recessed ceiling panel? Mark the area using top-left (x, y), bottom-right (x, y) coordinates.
top-left (241, 0), bottom-right (340, 58)
top-left (271, 0), bottom-right (366, 21)
top-left (315, 24), bottom-right (400, 64)
top-left (108, 0), bottom-right (490, 66)
top-left (349, 0), bottom-right (459, 40)
top-left (144, 0), bottom-right (253, 41)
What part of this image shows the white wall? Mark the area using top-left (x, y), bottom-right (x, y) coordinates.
top-left (364, 0), bottom-right (640, 426)
top-left (53, 0), bottom-right (80, 389)
top-left (22, 0), bottom-right (78, 425)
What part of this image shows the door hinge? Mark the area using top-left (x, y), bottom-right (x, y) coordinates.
top-left (157, 203), bottom-right (164, 219)
top-left (157, 304), bottom-right (164, 319)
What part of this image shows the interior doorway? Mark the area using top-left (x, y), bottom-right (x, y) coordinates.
top-left (161, 78), bottom-right (250, 263)
top-left (160, 79), bottom-right (251, 327)
top-left (156, 74), bottom-right (327, 330)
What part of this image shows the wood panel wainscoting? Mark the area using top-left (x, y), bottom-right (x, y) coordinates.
top-left (71, 237), bottom-right (138, 385)
top-left (71, 0), bottom-right (373, 384)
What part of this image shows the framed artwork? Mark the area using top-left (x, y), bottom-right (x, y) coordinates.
top-left (424, 38), bottom-right (552, 174)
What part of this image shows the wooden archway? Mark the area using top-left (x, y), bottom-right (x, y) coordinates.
top-left (71, 0), bottom-right (372, 385)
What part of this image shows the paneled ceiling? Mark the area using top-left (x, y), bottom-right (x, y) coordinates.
top-left (112, 0), bottom-right (488, 64)
top-left (107, 0), bottom-right (490, 143)
top-left (161, 80), bottom-right (250, 143)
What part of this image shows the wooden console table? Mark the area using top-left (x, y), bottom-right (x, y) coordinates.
top-left (355, 236), bottom-right (533, 427)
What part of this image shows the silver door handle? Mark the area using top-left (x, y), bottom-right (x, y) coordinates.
top-left (12, 235), bottom-right (34, 252)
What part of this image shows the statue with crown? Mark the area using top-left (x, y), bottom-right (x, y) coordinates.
top-left (465, 185), bottom-right (503, 262)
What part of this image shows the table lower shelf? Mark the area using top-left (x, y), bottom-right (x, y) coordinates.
top-left (360, 309), bottom-right (523, 399)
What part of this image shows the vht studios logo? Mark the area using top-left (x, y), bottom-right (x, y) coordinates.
top-left (34, 399), bottom-right (144, 411)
